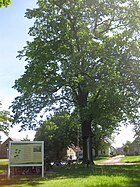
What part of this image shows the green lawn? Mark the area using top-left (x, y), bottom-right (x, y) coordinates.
top-left (94, 156), bottom-right (109, 163)
top-left (0, 158), bottom-right (140, 187)
top-left (121, 156), bottom-right (140, 163)
top-left (0, 159), bottom-right (8, 173)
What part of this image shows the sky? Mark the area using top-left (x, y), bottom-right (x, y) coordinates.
top-left (0, 0), bottom-right (37, 142)
top-left (0, 0), bottom-right (135, 147)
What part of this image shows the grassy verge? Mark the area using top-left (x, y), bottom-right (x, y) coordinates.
top-left (0, 159), bottom-right (140, 187)
top-left (94, 156), bottom-right (109, 164)
top-left (0, 159), bottom-right (8, 173)
top-left (121, 156), bottom-right (140, 163)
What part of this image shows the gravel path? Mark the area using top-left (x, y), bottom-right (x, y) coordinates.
top-left (97, 155), bottom-right (127, 165)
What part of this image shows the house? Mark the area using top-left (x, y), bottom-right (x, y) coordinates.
top-left (116, 147), bottom-right (125, 155)
top-left (67, 147), bottom-right (77, 160)
top-left (94, 145), bottom-right (116, 157)
top-left (67, 144), bottom-right (116, 161)
top-left (0, 137), bottom-right (21, 158)
top-left (128, 136), bottom-right (140, 155)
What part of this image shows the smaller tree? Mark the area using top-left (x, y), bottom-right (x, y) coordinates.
top-left (34, 111), bottom-right (78, 161)
top-left (123, 141), bottom-right (131, 155)
top-left (90, 93), bottom-right (122, 157)
top-left (0, 102), bottom-right (11, 135)
top-left (92, 123), bottom-right (114, 158)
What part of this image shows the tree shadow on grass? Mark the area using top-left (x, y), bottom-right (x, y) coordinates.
top-left (50, 164), bottom-right (140, 187)
top-left (0, 164), bottom-right (140, 187)
top-left (0, 174), bottom-right (45, 186)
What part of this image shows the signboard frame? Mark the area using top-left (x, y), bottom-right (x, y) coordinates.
top-left (8, 141), bottom-right (44, 179)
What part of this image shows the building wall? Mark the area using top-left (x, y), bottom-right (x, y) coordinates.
top-left (67, 147), bottom-right (77, 160)
top-left (0, 138), bottom-right (12, 158)
top-left (128, 137), bottom-right (140, 155)
top-left (75, 146), bottom-right (116, 160)
top-left (116, 148), bottom-right (125, 155)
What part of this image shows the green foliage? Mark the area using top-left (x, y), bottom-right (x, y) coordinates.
top-left (0, 102), bottom-right (10, 135)
top-left (0, 159), bottom-right (8, 173)
top-left (133, 117), bottom-right (140, 136)
top-left (91, 94), bottom-right (123, 156)
top-left (122, 141), bottom-right (132, 154)
top-left (11, 0), bottom-right (140, 162)
top-left (34, 111), bottom-right (79, 160)
top-left (0, 0), bottom-right (11, 7)
top-left (11, 0), bottom-right (140, 128)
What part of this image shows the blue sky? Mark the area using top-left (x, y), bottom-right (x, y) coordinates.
top-left (0, 0), bottom-right (135, 146)
top-left (0, 0), bottom-right (37, 141)
top-left (0, 0), bottom-right (37, 103)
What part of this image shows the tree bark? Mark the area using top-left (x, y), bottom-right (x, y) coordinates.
top-left (77, 83), bottom-right (94, 166)
top-left (94, 146), bottom-right (99, 158)
top-left (88, 133), bottom-right (94, 166)
top-left (82, 121), bottom-right (94, 166)
top-left (82, 136), bottom-right (88, 163)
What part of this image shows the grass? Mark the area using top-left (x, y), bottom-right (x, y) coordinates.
top-left (0, 159), bottom-right (8, 173)
top-left (94, 156), bottom-right (109, 163)
top-left (0, 158), bottom-right (140, 187)
top-left (121, 156), bottom-right (140, 163)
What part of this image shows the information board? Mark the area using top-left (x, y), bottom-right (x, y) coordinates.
top-left (8, 141), bottom-right (44, 179)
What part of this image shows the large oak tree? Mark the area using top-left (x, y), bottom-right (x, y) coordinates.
top-left (11, 0), bottom-right (140, 165)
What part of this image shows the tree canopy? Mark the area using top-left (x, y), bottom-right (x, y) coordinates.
top-left (0, 0), bottom-right (11, 7)
top-left (122, 140), bottom-right (131, 155)
top-left (0, 102), bottom-right (10, 135)
top-left (34, 111), bottom-right (79, 160)
top-left (11, 0), bottom-right (140, 164)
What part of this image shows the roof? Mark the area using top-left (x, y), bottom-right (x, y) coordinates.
top-left (2, 137), bottom-right (21, 144)
top-left (131, 136), bottom-right (140, 144)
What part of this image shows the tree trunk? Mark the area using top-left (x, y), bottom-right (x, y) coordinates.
top-left (82, 136), bottom-right (88, 163)
top-left (88, 133), bottom-right (94, 166)
top-left (77, 84), bottom-right (94, 166)
top-left (94, 146), bottom-right (99, 158)
top-left (82, 121), bottom-right (94, 166)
